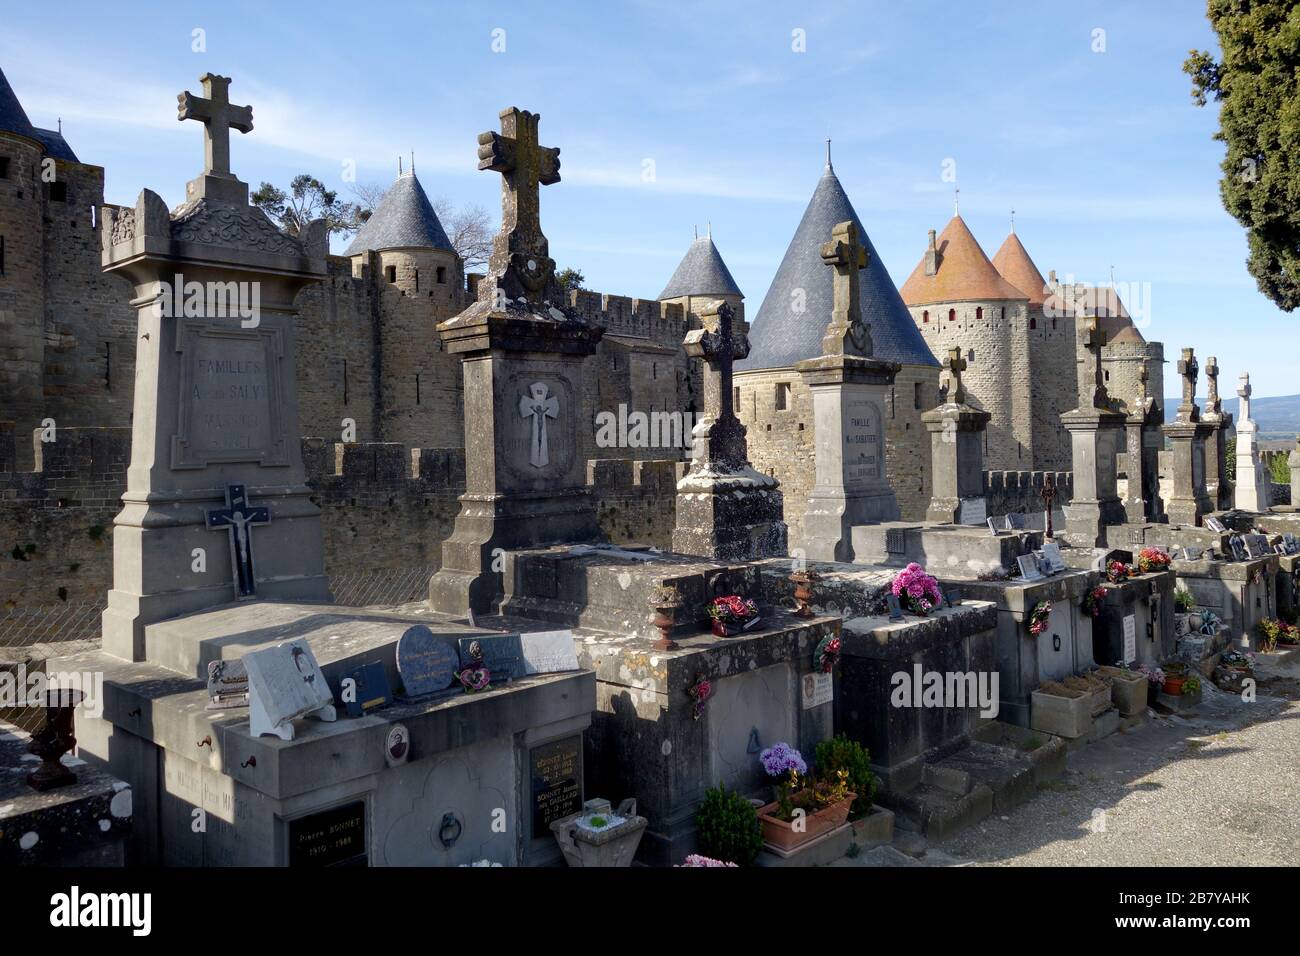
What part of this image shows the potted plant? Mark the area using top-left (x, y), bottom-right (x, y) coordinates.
top-left (759, 742), bottom-right (807, 798)
top-left (814, 735), bottom-right (892, 849)
top-left (1137, 546), bottom-right (1172, 574)
top-left (705, 595), bottom-right (760, 636)
top-left (550, 798), bottom-right (648, 867)
top-left (676, 854), bottom-right (738, 868)
top-left (1161, 660), bottom-right (1189, 696)
top-left (694, 784), bottom-right (763, 866)
top-left (756, 769), bottom-right (856, 852)
top-left (649, 585), bottom-right (684, 650)
top-left (1174, 588), bottom-right (1194, 636)
top-left (890, 563), bottom-right (942, 617)
top-left (1214, 648), bottom-right (1254, 692)
top-left (1138, 664), bottom-right (1166, 705)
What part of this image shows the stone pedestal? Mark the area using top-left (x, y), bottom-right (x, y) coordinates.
top-left (1235, 419), bottom-right (1269, 512)
top-left (922, 401), bottom-right (991, 525)
top-left (795, 353), bottom-right (900, 560)
top-left (1091, 570), bottom-right (1176, 669)
top-left (98, 188), bottom-right (331, 663)
top-left (1124, 409), bottom-right (1165, 524)
top-left (1203, 413), bottom-right (1233, 511)
top-left (1061, 406), bottom-right (1127, 546)
top-left (428, 309), bottom-right (604, 616)
top-left (1162, 419), bottom-right (1214, 527)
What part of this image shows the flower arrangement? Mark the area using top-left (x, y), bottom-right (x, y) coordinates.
top-left (687, 672), bottom-right (712, 721)
top-left (759, 742), bottom-right (807, 782)
top-left (1138, 664), bottom-right (1166, 685)
top-left (890, 563), bottom-right (942, 616)
top-left (1081, 586), bottom-right (1105, 618)
top-left (1220, 648), bottom-right (1254, 670)
top-left (814, 634), bottom-right (841, 674)
top-left (1137, 546), bottom-right (1171, 573)
top-left (1106, 560), bottom-right (1131, 584)
top-left (1028, 600), bottom-right (1052, 636)
top-left (455, 662), bottom-right (491, 693)
top-left (678, 854), bottom-right (738, 868)
top-left (814, 734), bottom-right (876, 818)
top-left (1182, 675), bottom-right (1202, 696)
top-left (771, 769), bottom-right (851, 824)
top-left (1257, 618), bottom-right (1300, 652)
top-left (1174, 588), bottom-right (1195, 613)
top-left (706, 595), bottom-right (760, 636)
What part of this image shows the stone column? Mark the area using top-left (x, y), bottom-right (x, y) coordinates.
top-left (1162, 347), bottom-right (1214, 526)
top-left (1201, 356), bottom-right (1233, 510)
top-left (1123, 359), bottom-right (1165, 523)
top-left (922, 348), bottom-right (990, 524)
top-left (1234, 372), bottom-right (1269, 512)
top-left (1062, 318), bottom-right (1126, 546)
top-left (794, 220), bottom-right (899, 560)
top-left (99, 74), bottom-right (330, 661)
top-left (429, 107), bottom-right (604, 616)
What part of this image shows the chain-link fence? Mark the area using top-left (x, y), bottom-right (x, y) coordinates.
top-left (0, 603), bottom-right (104, 651)
top-left (328, 566), bottom-right (435, 608)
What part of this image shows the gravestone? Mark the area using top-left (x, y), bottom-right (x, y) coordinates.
top-left (457, 634), bottom-right (523, 682)
top-left (519, 630), bottom-right (580, 674)
top-left (99, 72), bottom-right (330, 660)
top-left (1201, 357), bottom-right (1234, 510)
top-left (429, 108), bottom-right (605, 616)
top-left (396, 625), bottom-right (459, 696)
top-left (1061, 318), bottom-right (1126, 545)
top-left (1123, 360), bottom-right (1165, 524)
top-left (242, 638), bottom-right (337, 740)
top-left (1161, 348), bottom-right (1215, 526)
top-left (1234, 373), bottom-right (1269, 512)
top-left (795, 220), bottom-right (901, 559)
top-left (922, 347), bottom-right (991, 524)
top-left (672, 300), bottom-right (788, 560)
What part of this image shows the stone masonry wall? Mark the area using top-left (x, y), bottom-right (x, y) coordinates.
top-left (983, 469), bottom-right (1074, 519)
top-left (1027, 305), bottom-right (1076, 470)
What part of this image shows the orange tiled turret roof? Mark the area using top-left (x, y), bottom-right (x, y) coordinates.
top-left (900, 215), bottom-right (1028, 306)
top-left (991, 231), bottom-right (1049, 306)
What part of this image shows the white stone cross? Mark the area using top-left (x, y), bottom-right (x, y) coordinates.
top-left (177, 73), bottom-right (253, 177)
top-left (1237, 372), bottom-right (1253, 423)
top-left (519, 382), bottom-right (559, 467)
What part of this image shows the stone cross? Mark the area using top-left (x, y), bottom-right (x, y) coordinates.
top-left (1080, 317), bottom-right (1109, 408)
top-left (1205, 356), bottom-right (1222, 414)
top-left (943, 347), bottom-right (967, 405)
top-left (819, 220), bottom-right (872, 356)
top-left (518, 382), bottom-right (559, 468)
top-left (206, 484), bottom-right (270, 600)
top-left (1237, 372), bottom-right (1253, 423)
top-left (177, 74), bottom-right (253, 178)
top-left (1041, 474), bottom-right (1057, 539)
top-left (683, 301), bottom-right (749, 470)
top-left (1178, 348), bottom-right (1199, 408)
top-left (477, 107), bottom-right (561, 299)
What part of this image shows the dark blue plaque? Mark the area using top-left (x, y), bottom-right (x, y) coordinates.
top-left (458, 634), bottom-right (524, 682)
top-left (396, 625), bottom-right (458, 697)
top-left (886, 593), bottom-right (904, 621)
top-left (344, 661), bottom-right (392, 717)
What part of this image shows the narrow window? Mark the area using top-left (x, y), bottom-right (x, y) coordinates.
top-left (414, 269), bottom-right (419, 292)
top-left (104, 342), bottom-right (111, 389)
top-left (385, 265), bottom-right (397, 283)
top-left (0, 157), bottom-right (9, 179)
top-left (775, 382), bottom-right (791, 411)
top-left (652, 362), bottom-right (657, 380)
top-left (437, 266), bottom-right (447, 284)
top-left (1051, 317), bottom-right (1057, 330)
top-left (48, 181), bottom-right (67, 202)
top-left (1029, 316), bottom-right (1037, 330)
top-left (967, 349), bottom-right (975, 364)
top-left (948, 308), bottom-right (956, 322)
top-left (975, 306), bottom-right (983, 321)
top-left (0, 234), bottom-right (5, 276)
top-left (733, 386), bottom-right (740, 410)
top-left (415, 373), bottom-right (421, 405)
top-left (914, 382), bottom-right (923, 410)
top-left (343, 358), bottom-right (349, 405)
top-left (923, 310), bottom-right (929, 323)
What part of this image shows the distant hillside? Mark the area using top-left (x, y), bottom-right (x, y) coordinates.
top-left (1164, 393), bottom-right (1300, 440)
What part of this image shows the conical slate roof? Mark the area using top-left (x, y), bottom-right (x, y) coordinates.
top-left (900, 215), bottom-right (1028, 306)
top-left (345, 170), bottom-right (454, 256)
top-left (991, 231), bottom-right (1049, 306)
top-left (658, 235), bottom-right (742, 299)
top-left (739, 164), bottom-right (938, 370)
top-left (0, 67), bottom-right (38, 143)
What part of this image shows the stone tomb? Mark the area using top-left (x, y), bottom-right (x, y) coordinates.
top-left (1089, 570), bottom-right (1176, 669)
top-left (1173, 553), bottom-right (1278, 649)
top-left (955, 570), bottom-right (1097, 726)
top-left (852, 522), bottom-right (1043, 580)
top-left (66, 603), bottom-right (592, 866)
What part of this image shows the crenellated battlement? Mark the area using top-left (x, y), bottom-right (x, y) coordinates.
top-left (569, 289), bottom-right (688, 346)
top-left (983, 469), bottom-right (1074, 518)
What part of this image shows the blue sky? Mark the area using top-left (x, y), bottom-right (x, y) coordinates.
top-left (3, 0), bottom-right (1291, 396)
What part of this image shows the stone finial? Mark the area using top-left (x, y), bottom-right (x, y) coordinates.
top-left (476, 107), bottom-right (562, 305)
top-left (943, 347), bottom-right (967, 405)
top-left (178, 74), bottom-right (253, 179)
top-left (1237, 371), bottom-right (1253, 422)
top-left (1080, 316), bottom-right (1109, 409)
top-left (819, 220), bottom-right (872, 357)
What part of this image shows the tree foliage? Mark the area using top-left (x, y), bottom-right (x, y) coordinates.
top-left (251, 174), bottom-right (370, 238)
top-left (1184, 2), bottom-right (1300, 310)
top-left (556, 267), bottom-right (586, 294)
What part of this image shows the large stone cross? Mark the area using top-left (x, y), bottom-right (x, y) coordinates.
top-left (819, 220), bottom-right (872, 356)
top-left (477, 107), bottom-right (561, 298)
top-left (177, 73), bottom-right (253, 178)
top-left (1081, 317), bottom-right (1109, 409)
top-left (683, 301), bottom-right (750, 470)
top-left (1177, 347), bottom-right (1199, 409)
top-left (1237, 372), bottom-right (1253, 423)
top-left (206, 484), bottom-right (269, 600)
top-left (1205, 355), bottom-right (1221, 414)
top-left (943, 347), bottom-right (967, 404)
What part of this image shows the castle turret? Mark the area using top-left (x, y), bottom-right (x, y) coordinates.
top-left (735, 148), bottom-right (939, 526)
top-left (900, 214), bottom-right (1031, 470)
top-left (658, 230), bottom-right (743, 324)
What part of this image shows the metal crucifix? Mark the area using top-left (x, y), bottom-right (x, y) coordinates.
top-left (206, 484), bottom-right (270, 600)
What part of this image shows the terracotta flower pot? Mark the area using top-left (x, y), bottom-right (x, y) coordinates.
top-left (1162, 676), bottom-right (1186, 696)
top-left (757, 792), bottom-right (856, 851)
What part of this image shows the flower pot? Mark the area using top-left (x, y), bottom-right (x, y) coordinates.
top-left (711, 617), bottom-right (759, 637)
top-left (1162, 676), bottom-right (1186, 696)
top-left (1188, 612), bottom-right (1204, 632)
top-left (757, 792), bottom-right (856, 852)
top-left (1174, 613), bottom-right (1189, 637)
top-left (651, 605), bottom-right (680, 650)
top-left (551, 804), bottom-right (648, 867)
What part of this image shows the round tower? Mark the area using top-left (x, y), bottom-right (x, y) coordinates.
top-left (657, 229), bottom-right (744, 325)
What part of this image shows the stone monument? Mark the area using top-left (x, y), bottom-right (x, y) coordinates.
top-left (1234, 372), bottom-right (1269, 512)
top-left (1161, 348), bottom-right (1215, 526)
top-left (429, 107), bottom-right (605, 615)
top-left (922, 347), bottom-right (991, 525)
top-left (1123, 359), bottom-right (1165, 524)
top-left (794, 220), bottom-right (900, 560)
top-left (672, 300), bottom-right (787, 560)
top-left (99, 72), bottom-right (330, 660)
top-left (1060, 317), bottom-right (1126, 546)
top-left (1201, 356), bottom-right (1234, 510)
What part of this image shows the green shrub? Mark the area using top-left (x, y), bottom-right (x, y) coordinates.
top-left (1174, 588), bottom-right (1195, 612)
top-left (814, 734), bottom-right (876, 818)
top-left (695, 784), bottom-right (762, 865)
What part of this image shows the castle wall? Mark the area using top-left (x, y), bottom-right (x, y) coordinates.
top-left (1027, 306), bottom-right (1077, 470)
top-left (1103, 340), bottom-right (1165, 418)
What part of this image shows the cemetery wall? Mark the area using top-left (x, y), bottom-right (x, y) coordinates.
top-left (983, 468), bottom-right (1074, 518)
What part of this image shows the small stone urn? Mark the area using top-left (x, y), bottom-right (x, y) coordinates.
top-left (649, 585), bottom-right (684, 651)
top-left (789, 569), bottom-right (820, 618)
top-left (27, 688), bottom-right (85, 792)
top-left (551, 798), bottom-right (648, 867)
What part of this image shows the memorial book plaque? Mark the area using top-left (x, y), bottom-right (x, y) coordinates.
top-left (288, 800), bottom-right (367, 867)
top-left (530, 735), bottom-right (583, 836)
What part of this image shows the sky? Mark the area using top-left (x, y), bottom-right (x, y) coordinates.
top-left (2, 0), bottom-right (1293, 396)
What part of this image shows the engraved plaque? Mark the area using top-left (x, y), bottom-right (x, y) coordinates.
top-left (844, 397), bottom-right (883, 485)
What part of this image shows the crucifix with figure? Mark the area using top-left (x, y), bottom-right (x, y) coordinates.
top-left (477, 107), bottom-right (561, 301)
top-left (178, 73), bottom-right (253, 203)
top-left (206, 484), bottom-right (270, 600)
top-left (819, 220), bottom-right (872, 357)
top-left (519, 382), bottom-right (559, 467)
